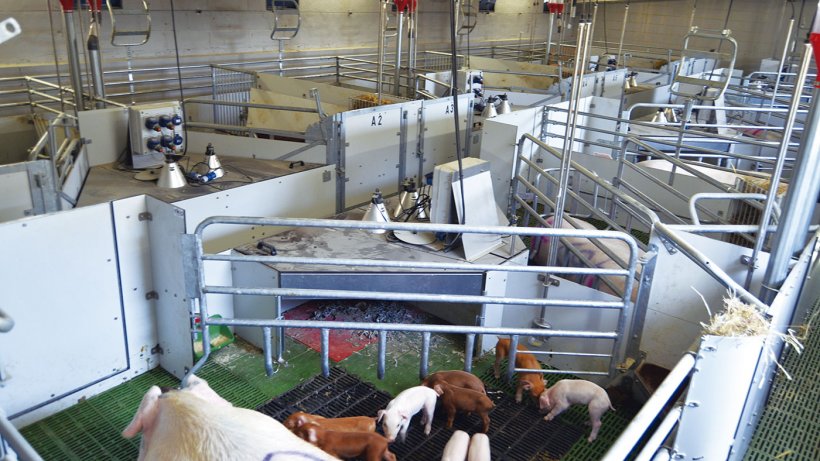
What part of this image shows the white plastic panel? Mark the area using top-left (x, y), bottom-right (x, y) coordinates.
top-left (176, 166), bottom-right (336, 254)
top-left (146, 196), bottom-right (191, 380)
top-left (496, 271), bottom-right (621, 385)
top-left (342, 106), bottom-right (404, 208)
top-left (0, 170), bottom-right (32, 223)
top-left (0, 203), bottom-right (128, 418)
top-left (77, 106), bottom-right (129, 166)
top-left (420, 94), bottom-right (471, 174)
top-left (111, 195), bottom-right (161, 379)
top-left (641, 230), bottom-right (770, 369)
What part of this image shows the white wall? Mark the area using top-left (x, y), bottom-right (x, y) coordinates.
top-left (0, 0), bottom-right (551, 72)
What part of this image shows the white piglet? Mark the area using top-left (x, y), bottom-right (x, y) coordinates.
top-left (122, 375), bottom-right (339, 461)
top-left (539, 379), bottom-right (615, 442)
top-left (440, 430), bottom-right (470, 461)
top-left (467, 433), bottom-right (491, 461)
top-left (377, 385), bottom-right (438, 442)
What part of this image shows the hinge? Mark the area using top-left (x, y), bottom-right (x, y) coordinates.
top-left (145, 291), bottom-right (159, 300)
top-left (139, 212), bottom-right (152, 222)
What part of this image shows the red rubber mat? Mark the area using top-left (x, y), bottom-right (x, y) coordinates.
top-left (283, 300), bottom-right (431, 362)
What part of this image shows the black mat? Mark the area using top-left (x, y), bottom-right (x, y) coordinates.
top-left (257, 368), bottom-right (584, 461)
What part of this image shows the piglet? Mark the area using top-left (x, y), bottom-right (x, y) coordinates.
top-left (467, 433), bottom-right (491, 461)
top-left (539, 379), bottom-right (615, 442)
top-left (422, 370), bottom-right (486, 394)
top-left (440, 430), bottom-right (470, 461)
top-left (284, 411), bottom-right (376, 433)
top-left (494, 338), bottom-right (546, 404)
top-left (294, 423), bottom-right (396, 461)
top-left (377, 385), bottom-right (438, 442)
top-left (433, 382), bottom-right (495, 433)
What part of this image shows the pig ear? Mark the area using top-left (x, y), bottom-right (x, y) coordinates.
top-left (307, 427), bottom-right (318, 444)
top-left (296, 414), bottom-right (310, 427)
top-left (377, 410), bottom-right (385, 422)
top-left (521, 382), bottom-right (533, 391)
top-left (122, 386), bottom-right (162, 438)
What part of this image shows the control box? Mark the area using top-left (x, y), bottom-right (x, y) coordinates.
top-left (128, 101), bottom-right (185, 169)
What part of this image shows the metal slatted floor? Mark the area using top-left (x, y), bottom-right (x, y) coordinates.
top-left (257, 367), bottom-right (588, 461)
top-left (744, 298), bottom-right (820, 461)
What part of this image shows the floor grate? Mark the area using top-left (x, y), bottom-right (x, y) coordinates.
top-left (258, 367), bottom-right (588, 461)
top-left (744, 298), bottom-right (820, 461)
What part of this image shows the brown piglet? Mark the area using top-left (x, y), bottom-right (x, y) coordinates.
top-left (284, 411), bottom-right (376, 433)
top-left (294, 422), bottom-right (396, 461)
top-left (494, 338), bottom-right (546, 404)
top-left (433, 382), bottom-right (495, 433)
top-left (422, 370), bottom-right (486, 394)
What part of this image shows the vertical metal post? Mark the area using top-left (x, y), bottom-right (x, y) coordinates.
top-left (761, 97), bottom-right (820, 302)
top-left (668, 99), bottom-right (695, 187)
top-left (87, 25), bottom-right (106, 108)
top-left (464, 334), bottom-right (475, 372)
top-left (688, 0), bottom-right (698, 30)
top-left (278, 40), bottom-right (285, 77)
top-left (320, 328), bottom-right (330, 377)
top-left (407, 10), bottom-right (418, 92)
top-left (419, 331), bottom-right (431, 380)
top-left (62, 9), bottom-right (85, 111)
top-left (744, 43), bottom-right (812, 290)
top-left (274, 295), bottom-right (285, 363)
top-left (377, 0), bottom-right (388, 104)
top-left (617, 3), bottom-right (630, 67)
top-left (765, 18), bottom-right (795, 129)
top-left (262, 326), bottom-right (274, 376)
top-left (506, 335), bottom-right (520, 381)
top-left (546, 13), bottom-right (555, 64)
top-left (588, 3), bottom-right (599, 64)
top-left (537, 21), bottom-right (590, 327)
top-left (378, 332), bottom-right (387, 379)
top-left (394, 11), bottom-right (405, 96)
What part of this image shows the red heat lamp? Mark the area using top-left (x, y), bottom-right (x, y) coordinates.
top-left (547, 1), bottom-right (565, 15)
top-left (394, 0), bottom-right (418, 13)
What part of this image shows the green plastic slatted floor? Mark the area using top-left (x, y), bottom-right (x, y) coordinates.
top-left (21, 334), bottom-right (627, 460)
top-left (744, 298), bottom-right (820, 461)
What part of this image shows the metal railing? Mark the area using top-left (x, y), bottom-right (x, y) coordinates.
top-left (182, 216), bottom-right (640, 383)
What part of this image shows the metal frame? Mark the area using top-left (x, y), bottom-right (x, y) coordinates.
top-left (182, 216), bottom-right (640, 383)
top-left (106, 0), bottom-right (151, 47)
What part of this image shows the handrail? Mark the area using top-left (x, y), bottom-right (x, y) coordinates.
top-left (654, 221), bottom-right (767, 310)
top-left (0, 407), bottom-right (43, 461)
top-left (185, 216), bottom-right (639, 382)
top-left (601, 353), bottom-right (696, 461)
top-left (689, 193), bottom-right (781, 226)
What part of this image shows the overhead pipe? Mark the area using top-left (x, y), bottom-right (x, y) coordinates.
top-left (58, 0), bottom-right (85, 111)
top-left (86, 0), bottom-right (106, 108)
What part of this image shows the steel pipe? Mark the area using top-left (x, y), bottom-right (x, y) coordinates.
top-left (602, 354), bottom-right (696, 461)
